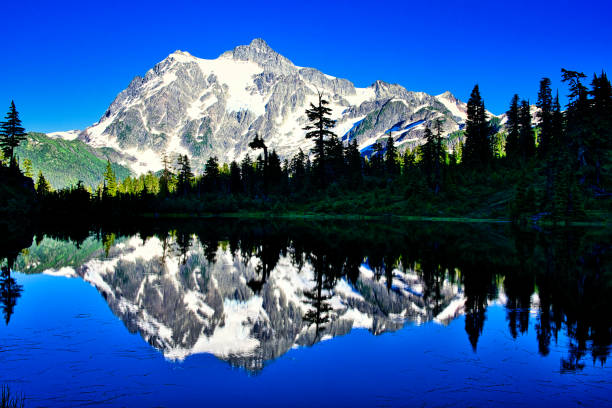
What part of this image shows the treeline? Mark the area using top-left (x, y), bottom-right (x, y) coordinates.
top-left (4, 69), bottom-right (612, 221)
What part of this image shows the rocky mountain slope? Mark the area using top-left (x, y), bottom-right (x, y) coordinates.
top-left (60, 39), bottom-right (475, 173)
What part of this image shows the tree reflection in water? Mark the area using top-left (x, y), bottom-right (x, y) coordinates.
top-left (4, 220), bottom-right (611, 372)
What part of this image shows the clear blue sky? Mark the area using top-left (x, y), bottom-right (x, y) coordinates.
top-left (2, 0), bottom-right (610, 133)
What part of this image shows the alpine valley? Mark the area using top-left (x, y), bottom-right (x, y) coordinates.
top-left (27, 38), bottom-right (494, 186)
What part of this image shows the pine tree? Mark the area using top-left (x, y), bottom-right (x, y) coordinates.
top-left (159, 152), bottom-right (173, 197)
top-left (35, 171), bottom-right (51, 196)
top-left (22, 158), bottom-right (33, 178)
top-left (385, 133), bottom-right (399, 176)
top-left (289, 149), bottom-right (307, 189)
top-left (241, 154), bottom-right (254, 195)
top-left (204, 156), bottom-right (220, 192)
top-left (505, 94), bottom-right (520, 161)
top-left (344, 140), bottom-right (362, 186)
top-left (103, 160), bottom-right (117, 197)
top-left (176, 154), bottom-right (193, 195)
top-left (371, 140), bottom-right (385, 175)
top-left (518, 99), bottom-right (535, 160)
top-left (303, 92), bottom-right (337, 186)
top-left (0, 101), bottom-right (27, 167)
top-left (463, 85), bottom-right (492, 168)
top-left (536, 78), bottom-right (554, 157)
top-left (267, 150), bottom-right (282, 188)
top-left (588, 71), bottom-right (612, 190)
top-left (229, 161), bottom-right (242, 194)
top-left (561, 69), bottom-right (589, 171)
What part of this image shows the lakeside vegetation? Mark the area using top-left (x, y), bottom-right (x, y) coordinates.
top-left (1, 69), bottom-right (611, 224)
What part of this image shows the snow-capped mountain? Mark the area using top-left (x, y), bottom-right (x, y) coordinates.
top-left (68, 39), bottom-right (474, 173)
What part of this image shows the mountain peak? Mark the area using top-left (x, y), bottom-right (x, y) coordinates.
top-left (247, 38), bottom-right (272, 53)
top-left (221, 38), bottom-right (294, 74)
top-left (437, 90), bottom-right (457, 101)
top-left (171, 50), bottom-right (193, 57)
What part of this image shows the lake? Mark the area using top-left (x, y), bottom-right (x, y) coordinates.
top-left (0, 219), bottom-right (610, 407)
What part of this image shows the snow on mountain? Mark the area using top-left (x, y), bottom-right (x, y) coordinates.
top-left (47, 130), bottom-right (81, 140)
top-left (73, 38), bottom-right (475, 173)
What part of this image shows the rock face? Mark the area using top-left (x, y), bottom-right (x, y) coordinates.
top-left (60, 234), bottom-right (463, 372)
top-left (78, 38), bottom-right (470, 173)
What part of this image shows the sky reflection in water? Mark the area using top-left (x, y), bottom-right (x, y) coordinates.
top-left (0, 220), bottom-right (610, 406)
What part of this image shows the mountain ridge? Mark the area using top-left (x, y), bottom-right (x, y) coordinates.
top-left (53, 39), bottom-right (476, 174)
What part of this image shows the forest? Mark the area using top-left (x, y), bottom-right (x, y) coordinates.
top-left (1, 69), bottom-right (611, 224)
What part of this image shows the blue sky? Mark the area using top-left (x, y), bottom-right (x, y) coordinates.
top-left (2, 0), bottom-right (610, 133)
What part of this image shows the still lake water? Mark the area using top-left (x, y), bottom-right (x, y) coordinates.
top-left (0, 220), bottom-right (610, 407)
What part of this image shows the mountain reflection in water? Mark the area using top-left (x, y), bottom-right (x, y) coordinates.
top-left (3, 220), bottom-right (612, 374)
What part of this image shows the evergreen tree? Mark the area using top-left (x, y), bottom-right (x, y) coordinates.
top-left (325, 135), bottom-right (345, 182)
top-left (420, 125), bottom-right (444, 192)
top-left (370, 140), bottom-right (385, 175)
top-left (229, 161), bottom-right (242, 194)
top-left (290, 148), bottom-right (307, 188)
top-left (0, 101), bottom-right (27, 166)
top-left (561, 69), bottom-right (589, 171)
top-left (505, 94), bottom-right (520, 161)
top-left (22, 158), bottom-right (33, 178)
top-left (536, 78), bottom-right (554, 157)
top-left (588, 71), bottom-right (612, 190)
top-left (35, 171), bottom-right (51, 196)
top-left (518, 99), bottom-right (535, 160)
top-left (267, 150), bottom-right (282, 188)
top-left (241, 154), bottom-right (254, 195)
top-left (344, 140), bottom-right (362, 186)
top-left (385, 133), bottom-right (399, 175)
top-left (176, 154), bottom-right (194, 195)
top-left (303, 92), bottom-right (337, 186)
top-left (204, 156), bottom-right (220, 192)
top-left (463, 85), bottom-right (492, 168)
top-left (159, 153), bottom-right (173, 197)
top-left (103, 160), bottom-right (117, 197)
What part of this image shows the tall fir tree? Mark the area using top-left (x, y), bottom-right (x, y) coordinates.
top-left (159, 152), bottom-right (173, 197)
top-left (0, 101), bottom-right (27, 167)
top-left (35, 171), bottom-right (51, 196)
top-left (536, 78), bottom-right (554, 157)
top-left (505, 94), bottom-right (520, 161)
top-left (303, 92), bottom-right (337, 186)
top-left (588, 71), bottom-right (612, 190)
top-left (385, 133), bottom-right (399, 176)
top-left (103, 160), bottom-right (117, 197)
top-left (176, 154), bottom-right (194, 195)
top-left (344, 139), bottom-right (362, 186)
top-left (518, 99), bottom-right (535, 160)
top-left (229, 161), bottom-right (242, 194)
top-left (22, 158), bottom-right (33, 178)
top-left (462, 85), bottom-right (492, 168)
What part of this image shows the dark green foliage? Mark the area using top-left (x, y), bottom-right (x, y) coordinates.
top-left (176, 155), bottom-right (194, 195)
top-left (0, 102), bottom-right (27, 166)
top-left (103, 160), bottom-right (118, 197)
top-left (303, 92), bottom-right (337, 186)
top-left (463, 85), bottom-right (492, 168)
top-left (385, 133), bottom-right (399, 175)
top-left (536, 78), bottom-right (554, 157)
top-left (15, 132), bottom-right (130, 189)
top-left (35, 171), bottom-right (51, 197)
top-left (518, 99), bottom-right (535, 160)
top-left (505, 94), bottom-right (520, 161)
